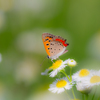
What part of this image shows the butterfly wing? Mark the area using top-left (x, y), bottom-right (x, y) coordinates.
top-left (42, 33), bottom-right (69, 60)
top-left (42, 33), bottom-right (54, 57)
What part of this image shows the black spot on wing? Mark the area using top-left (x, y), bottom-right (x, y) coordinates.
top-left (51, 43), bottom-right (54, 45)
top-left (46, 44), bottom-right (49, 46)
top-left (44, 38), bottom-right (49, 42)
top-left (49, 36), bottom-right (53, 38)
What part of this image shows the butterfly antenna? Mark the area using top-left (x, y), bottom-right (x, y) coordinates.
top-left (40, 56), bottom-right (48, 66)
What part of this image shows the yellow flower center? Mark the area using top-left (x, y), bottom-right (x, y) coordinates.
top-left (67, 59), bottom-right (76, 67)
top-left (90, 76), bottom-right (100, 83)
top-left (56, 79), bottom-right (67, 88)
top-left (79, 69), bottom-right (90, 77)
top-left (49, 60), bottom-right (63, 70)
top-left (71, 60), bottom-right (74, 62)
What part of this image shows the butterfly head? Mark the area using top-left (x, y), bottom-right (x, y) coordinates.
top-left (47, 55), bottom-right (49, 59)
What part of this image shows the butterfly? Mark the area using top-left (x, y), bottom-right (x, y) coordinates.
top-left (42, 33), bottom-right (69, 60)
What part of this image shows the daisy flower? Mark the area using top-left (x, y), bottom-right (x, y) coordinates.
top-left (48, 60), bottom-right (68, 77)
top-left (72, 69), bottom-right (92, 82)
top-left (83, 70), bottom-right (100, 87)
top-left (76, 81), bottom-right (92, 94)
top-left (49, 77), bottom-right (72, 94)
top-left (67, 59), bottom-right (77, 67)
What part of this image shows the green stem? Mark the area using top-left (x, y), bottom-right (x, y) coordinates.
top-left (60, 70), bottom-right (71, 82)
top-left (92, 86), bottom-right (97, 100)
top-left (97, 96), bottom-right (100, 100)
top-left (82, 94), bottom-right (84, 100)
top-left (72, 87), bottom-right (76, 100)
top-left (70, 67), bottom-right (72, 81)
top-left (85, 94), bottom-right (88, 100)
top-left (60, 70), bottom-right (76, 99)
top-left (64, 89), bottom-right (71, 100)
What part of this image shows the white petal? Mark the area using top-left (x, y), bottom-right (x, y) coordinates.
top-left (63, 59), bottom-right (69, 65)
top-left (49, 70), bottom-right (58, 77)
top-left (52, 89), bottom-right (58, 93)
top-left (57, 88), bottom-right (64, 94)
top-left (41, 69), bottom-right (49, 75)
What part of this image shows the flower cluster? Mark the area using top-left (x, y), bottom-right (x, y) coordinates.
top-left (41, 59), bottom-right (76, 94)
top-left (41, 58), bottom-right (100, 100)
top-left (72, 69), bottom-right (100, 94)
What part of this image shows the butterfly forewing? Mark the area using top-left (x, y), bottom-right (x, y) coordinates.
top-left (42, 33), bottom-right (54, 57)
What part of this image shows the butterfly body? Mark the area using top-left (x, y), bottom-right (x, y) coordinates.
top-left (42, 33), bottom-right (69, 60)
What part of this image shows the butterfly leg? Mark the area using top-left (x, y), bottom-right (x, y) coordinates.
top-left (58, 58), bottom-right (61, 60)
top-left (56, 57), bottom-right (61, 60)
top-left (51, 59), bottom-right (54, 63)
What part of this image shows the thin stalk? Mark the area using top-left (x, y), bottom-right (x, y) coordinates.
top-left (92, 86), bottom-right (97, 100)
top-left (72, 87), bottom-right (76, 100)
top-left (70, 67), bottom-right (72, 81)
top-left (60, 70), bottom-right (76, 99)
top-left (85, 94), bottom-right (88, 100)
top-left (82, 94), bottom-right (84, 100)
top-left (64, 89), bottom-right (71, 100)
top-left (60, 70), bottom-right (71, 82)
top-left (97, 96), bottom-right (100, 100)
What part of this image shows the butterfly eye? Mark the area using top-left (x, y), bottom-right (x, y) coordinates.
top-left (47, 56), bottom-right (49, 59)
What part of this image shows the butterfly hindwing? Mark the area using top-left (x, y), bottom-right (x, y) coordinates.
top-left (49, 40), bottom-right (65, 57)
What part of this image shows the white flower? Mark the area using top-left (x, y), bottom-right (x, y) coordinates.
top-left (72, 69), bottom-right (92, 82)
top-left (49, 77), bottom-right (72, 94)
top-left (83, 70), bottom-right (100, 87)
top-left (48, 60), bottom-right (67, 77)
top-left (67, 59), bottom-right (77, 67)
top-left (76, 81), bottom-right (92, 94)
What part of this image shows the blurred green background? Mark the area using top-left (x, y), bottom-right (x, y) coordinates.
top-left (0, 0), bottom-right (100, 100)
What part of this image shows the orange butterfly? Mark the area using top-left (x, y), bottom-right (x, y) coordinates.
top-left (42, 33), bottom-right (69, 60)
